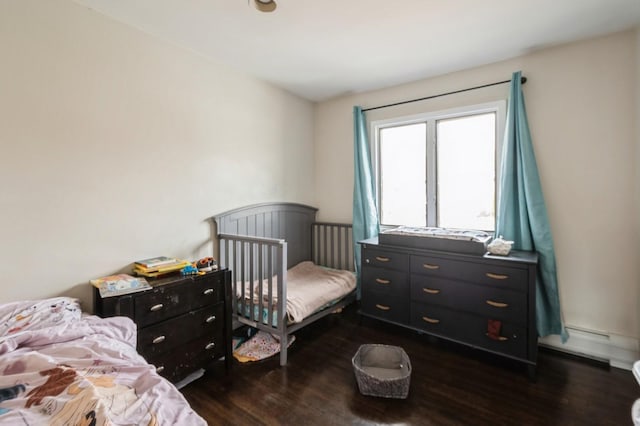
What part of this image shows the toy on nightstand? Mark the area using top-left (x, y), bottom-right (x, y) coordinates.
top-left (180, 264), bottom-right (200, 276)
top-left (196, 257), bottom-right (218, 272)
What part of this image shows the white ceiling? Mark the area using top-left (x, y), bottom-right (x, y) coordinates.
top-left (73, 0), bottom-right (640, 102)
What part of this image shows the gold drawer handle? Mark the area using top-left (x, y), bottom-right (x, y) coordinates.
top-left (150, 304), bottom-right (164, 312)
top-left (423, 288), bottom-right (440, 294)
top-left (375, 304), bottom-right (390, 311)
top-left (486, 300), bottom-right (508, 308)
top-left (422, 263), bottom-right (440, 270)
top-left (375, 256), bottom-right (390, 262)
top-left (206, 315), bottom-right (216, 323)
top-left (422, 316), bottom-right (440, 324)
top-left (156, 366), bottom-right (165, 373)
top-left (486, 333), bottom-right (508, 341)
top-left (375, 278), bottom-right (390, 285)
top-left (486, 272), bottom-right (509, 280)
top-left (205, 342), bottom-right (216, 350)
top-left (152, 335), bottom-right (166, 344)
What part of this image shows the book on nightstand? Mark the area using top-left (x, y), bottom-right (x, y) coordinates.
top-left (90, 273), bottom-right (151, 298)
top-left (134, 256), bottom-right (179, 269)
top-left (133, 258), bottom-right (191, 277)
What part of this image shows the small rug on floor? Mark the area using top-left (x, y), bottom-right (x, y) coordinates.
top-left (233, 331), bottom-right (295, 363)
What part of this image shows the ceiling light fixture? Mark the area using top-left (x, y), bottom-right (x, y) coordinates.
top-left (251, 0), bottom-right (277, 13)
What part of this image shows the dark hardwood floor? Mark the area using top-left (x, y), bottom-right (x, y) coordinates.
top-left (182, 304), bottom-right (638, 425)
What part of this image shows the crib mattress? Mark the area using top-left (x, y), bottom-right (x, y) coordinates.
top-left (237, 261), bottom-right (356, 324)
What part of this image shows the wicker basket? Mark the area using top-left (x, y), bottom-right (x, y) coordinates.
top-left (352, 344), bottom-right (411, 399)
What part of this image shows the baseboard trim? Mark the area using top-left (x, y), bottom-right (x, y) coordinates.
top-left (538, 326), bottom-right (639, 370)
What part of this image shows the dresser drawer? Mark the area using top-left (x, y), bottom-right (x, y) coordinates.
top-left (362, 267), bottom-right (408, 296)
top-left (409, 302), bottom-right (461, 337)
top-left (459, 283), bottom-right (527, 325)
top-left (458, 261), bottom-right (528, 292)
top-left (135, 284), bottom-right (193, 327)
top-left (191, 332), bottom-right (226, 364)
top-left (410, 276), bottom-right (527, 325)
top-left (191, 273), bottom-right (226, 309)
top-left (137, 303), bottom-right (224, 359)
top-left (410, 302), bottom-right (527, 359)
top-left (410, 254), bottom-right (463, 278)
top-left (363, 248), bottom-right (408, 271)
top-left (409, 275), bottom-right (457, 307)
top-left (464, 317), bottom-right (528, 360)
top-left (410, 254), bottom-right (527, 291)
top-left (135, 276), bottom-right (225, 327)
top-left (148, 333), bottom-right (225, 383)
top-left (361, 292), bottom-right (409, 324)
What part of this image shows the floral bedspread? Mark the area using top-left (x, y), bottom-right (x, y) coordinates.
top-left (0, 297), bottom-right (206, 425)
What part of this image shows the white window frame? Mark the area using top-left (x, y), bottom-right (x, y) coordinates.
top-left (370, 100), bottom-right (506, 230)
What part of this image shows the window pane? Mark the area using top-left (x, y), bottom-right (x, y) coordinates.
top-left (436, 113), bottom-right (496, 231)
top-left (379, 123), bottom-right (426, 226)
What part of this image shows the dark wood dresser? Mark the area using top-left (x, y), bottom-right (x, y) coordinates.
top-left (359, 238), bottom-right (538, 377)
top-left (93, 269), bottom-right (232, 384)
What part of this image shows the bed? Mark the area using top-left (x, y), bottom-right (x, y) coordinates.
top-left (0, 297), bottom-right (206, 425)
top-left (213, 202), bottom-right (356, 366)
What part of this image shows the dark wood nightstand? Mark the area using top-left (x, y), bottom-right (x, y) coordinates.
top-left (93, 269), bottom-right (232, 384)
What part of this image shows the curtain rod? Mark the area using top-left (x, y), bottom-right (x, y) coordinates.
top-left (362, 76), bottom-right (527, 112)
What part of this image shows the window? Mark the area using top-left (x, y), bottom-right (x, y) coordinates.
top-left (373, 101), bottom-right (505, 232)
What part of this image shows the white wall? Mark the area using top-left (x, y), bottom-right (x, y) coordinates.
top-left (0, 0), bottom-right (315, 311)
top-left (315, 30), bottom-right (640, 345)
top-left (636, 28), bottom-right (640, 343)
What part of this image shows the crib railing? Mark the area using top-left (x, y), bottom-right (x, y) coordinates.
top-left (311, 222), bottom-right (354, 271)
top-left (218, 233), bottom-right (287, 332)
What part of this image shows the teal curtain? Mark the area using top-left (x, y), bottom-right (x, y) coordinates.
top-left (353, 106), bottom-right (380, 298)
top-left (496, 71), bottom-right (568, 342)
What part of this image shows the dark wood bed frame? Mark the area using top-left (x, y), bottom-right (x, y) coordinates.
top-left (212, 202), bottom-right (355, 366)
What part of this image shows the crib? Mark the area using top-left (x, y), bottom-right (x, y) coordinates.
top-left (213, 202), bottom-right (356, 366)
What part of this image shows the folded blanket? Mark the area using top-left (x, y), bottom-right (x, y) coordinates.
top-left (233, 331), bottom-right (295, 363)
